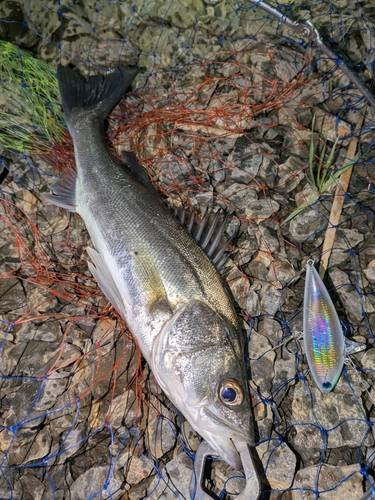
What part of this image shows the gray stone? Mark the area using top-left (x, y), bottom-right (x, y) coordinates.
top-left (245, 287), bottom-right (261, 317)
top-left (245, 198), bottom-right (280, 222)
top-left (220, 182), bottom-right (258, 214)
top-left (228, 136), bottom-right (264, 183)
top-left (268, 259), bottom-right (296, 288)
top-left (328, 267), bottom-right (364, 322)
top-left (288, 207), bottom-right (327, 244)
top-left (364, 260), bottom-right (375, 284)
top-left (315, 111), bottom-right (352, 144)
top-left (147, 452), bottom-right (193, 499)
top-left (334, 228), bottom-right (364, 249)
top-left (257, 440), bottom-right (296, 490)
top-left (291, 464), bottom-right (363, 499)
top-left (249, 331), bottom-right (275, 394)
top-left (70, 465), bottom-right (123, 500)
top-left (146, 396), bottom-right (177, 459)
top-left (22, 426), bottom-right (51, 464)
top-left (226, 266), bottom-right (250, 308)
top-left (19, 473), bottom-right (46, 500)
top-left (291, 383), bottom-right (372, 455)
top-left (122, 451), bottom-right (153, 485)
top-left (260, 284), bottom-right (281, 316)
top-left (272, 349), bottom-right (297, 403)
top-left (0, 278), bottom-right (26, 314)
top-left (108, 389), bottom-right (138, 430)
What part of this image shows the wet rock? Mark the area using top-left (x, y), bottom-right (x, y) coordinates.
top-left (258, 440), bottom-right (296, 490)
top-left (147, 452), bottom-right (192, 499)
top-left (226, 267), bottom-right (250, 308)
top-left (291, 464), bottom-right (363, 499)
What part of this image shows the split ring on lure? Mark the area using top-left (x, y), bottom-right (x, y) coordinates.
top-left (303, 261), bottom-right (345, 393)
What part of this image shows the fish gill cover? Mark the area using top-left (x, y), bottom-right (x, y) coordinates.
top-left (0, 0), bottom-right (375, 498)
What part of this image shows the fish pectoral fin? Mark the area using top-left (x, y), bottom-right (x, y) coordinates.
top-left (131, 251), bottom-right (171, 314)
top-left (42, 167), bottom-right (77, 212)
top-left (86, 246), bottom-right (127, 319)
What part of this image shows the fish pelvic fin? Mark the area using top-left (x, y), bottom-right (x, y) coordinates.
top-left (42, 166), bottom-right (77, 211)
top-left (57, 65), bottom-right (138, 133)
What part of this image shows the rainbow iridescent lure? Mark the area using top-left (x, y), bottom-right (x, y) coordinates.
top-left (303, 261), bottom-right (345, 393)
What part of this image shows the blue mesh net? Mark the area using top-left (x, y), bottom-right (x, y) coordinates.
top-left (1, 1), bottom-right (375, 499)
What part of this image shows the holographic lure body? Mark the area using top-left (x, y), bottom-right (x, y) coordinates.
top-left (303, 261), bottom-right (345, 393)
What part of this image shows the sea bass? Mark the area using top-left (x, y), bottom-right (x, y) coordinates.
top-left (44, 65), bottom-right (254, 469)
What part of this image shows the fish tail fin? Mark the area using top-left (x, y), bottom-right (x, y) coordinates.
top-left (57, 65), bottom-right (137, 132)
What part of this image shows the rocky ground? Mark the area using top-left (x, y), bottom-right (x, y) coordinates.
top-left (1, 1), bottom-right (375, 499)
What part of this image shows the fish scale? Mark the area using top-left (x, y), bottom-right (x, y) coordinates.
top-left (43, 64), bottom-right (254, 470)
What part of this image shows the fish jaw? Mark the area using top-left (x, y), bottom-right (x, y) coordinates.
top-left (151, 298), bottom-right (254, 469)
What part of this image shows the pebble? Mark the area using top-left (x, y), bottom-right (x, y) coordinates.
top-left (147, 452), bottom-right (192, 499)
top-left (291, 464), bottom-right (363, 499)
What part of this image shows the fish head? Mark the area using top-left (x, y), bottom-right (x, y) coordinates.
top-left (151, 298), bottom-right (254, 470)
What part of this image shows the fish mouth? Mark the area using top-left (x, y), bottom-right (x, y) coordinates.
top-left (199, 407), bottom-right (253, 470)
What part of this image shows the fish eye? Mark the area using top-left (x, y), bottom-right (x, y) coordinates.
top-left (219, 379), bottom-right (244, 406)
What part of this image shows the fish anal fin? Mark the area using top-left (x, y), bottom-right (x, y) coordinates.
top-left (42, 167), bottom-right (77, 212)
top-left (86, 247), bottom-right (127, 319)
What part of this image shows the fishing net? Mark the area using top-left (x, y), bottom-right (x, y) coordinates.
top-left (0, 0), bottom-right (375, 498)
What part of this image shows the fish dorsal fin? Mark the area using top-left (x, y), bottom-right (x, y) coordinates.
top-left (175, 208), bottom-right (236, 272)
top-left (121, 151), bottom-right (155, 190)
top-left (42, 167), bottom-right (77, 212)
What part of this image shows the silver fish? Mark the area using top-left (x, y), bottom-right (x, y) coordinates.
top-left (43, 65), bottom-right (254, 469)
